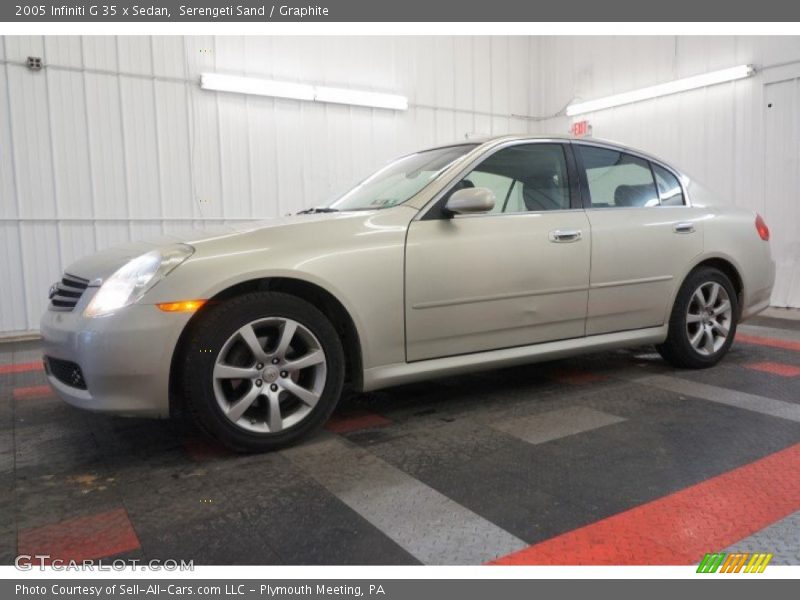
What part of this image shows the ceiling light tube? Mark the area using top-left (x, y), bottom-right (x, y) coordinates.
top-left (200, 73), bottom-right (408, 111)
top-left (566, 64), bottom-right (755, 117)
top-left (314, 85), bottom-right (408, 111)
top-left (200, 73), bottom-right (314, 101)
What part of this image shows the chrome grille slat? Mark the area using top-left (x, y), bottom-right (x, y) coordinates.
top-left (49, 273), bottom-right (89, 311)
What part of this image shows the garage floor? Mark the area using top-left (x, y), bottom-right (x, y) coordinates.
top-left (2, 316), bottom-right (800, 566)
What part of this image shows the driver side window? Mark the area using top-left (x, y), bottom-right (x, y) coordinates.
top-left (451, 144), bottom-right (571, 214)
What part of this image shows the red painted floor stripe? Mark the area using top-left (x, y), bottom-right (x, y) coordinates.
top-left (183, 436), bottom-right (236, 462)
top-left (13, 385), bottom-right (53, 400)
top-left (737, 333), bottom-right (800, 353)
top-left (18, 508), bottom-right (141, 563)
top-left (326, 410), bottom-right (392, 434)
top-left (745, 361), bottom-right (800, 377)
top-left (551, 369), bottom-right (609, 385)
top-left (490, 442), bottom-right (800, 565)
top-left (0, 361), bottom-right (43, 375)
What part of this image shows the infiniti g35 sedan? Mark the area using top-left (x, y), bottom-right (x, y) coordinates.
top-left (41, 135), bottom-right (775, 451)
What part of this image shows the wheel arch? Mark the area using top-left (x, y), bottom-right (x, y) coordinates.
top-left (168, 276), bottom-right (364, 417)
top-left (675, 254), bottom-right (745, 320)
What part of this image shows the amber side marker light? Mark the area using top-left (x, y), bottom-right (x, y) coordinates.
top-left (157, 300), bottom-right (207, 313)
top-left (755, 214), bottom-right (770, 241)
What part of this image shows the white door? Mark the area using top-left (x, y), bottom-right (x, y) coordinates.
top-left (764, 79), bottom-right (800, 308)
top-left (405, 143), bottom-right (591, 361)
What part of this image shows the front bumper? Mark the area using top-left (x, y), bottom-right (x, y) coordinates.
top-left (40, 290), bottom-right (192, 417)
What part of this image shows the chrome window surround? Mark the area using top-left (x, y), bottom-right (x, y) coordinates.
top-left (410, 137), bottom-right (692, 221)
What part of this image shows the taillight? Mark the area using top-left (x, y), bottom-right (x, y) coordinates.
top-left (755, 214), bottom-right (770, 241)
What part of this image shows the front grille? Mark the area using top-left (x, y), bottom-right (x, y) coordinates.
top-left (44, 356), bottom-right (87, 390)
top-left (49, 273), bottom-right (89, 311)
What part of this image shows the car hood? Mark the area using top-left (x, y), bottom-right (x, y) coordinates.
top-left (64, 212), bottom-right (359, 283)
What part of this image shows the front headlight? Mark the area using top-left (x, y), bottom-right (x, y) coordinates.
top-left (84, 244), bottom-right (194, 317)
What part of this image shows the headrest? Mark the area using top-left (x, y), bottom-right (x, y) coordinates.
top-left (522, 176), bottom-right (566, 211)
top-left (614, 184), bottom-right (657, 207)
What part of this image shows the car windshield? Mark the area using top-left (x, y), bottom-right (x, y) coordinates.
top-left (328, 144), bottom-right (478, 211)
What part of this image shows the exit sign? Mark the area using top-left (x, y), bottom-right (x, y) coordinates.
top-left (571, 120), bottom-right (592, 137)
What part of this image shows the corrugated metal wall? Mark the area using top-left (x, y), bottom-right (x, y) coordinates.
top-left (0, 35), bottom-right (537, 334)
top-left (3, 35), bottom-right (799, 335)
top-left (530, 36), bottom-right (800, 307)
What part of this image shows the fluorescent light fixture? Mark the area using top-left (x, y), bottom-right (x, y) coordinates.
top-left (314, 85), bottom-right (408, 111)
top-left (200, 73), bottom-right (314, 101)
top-left (200, 73), bottom-right (408, 111)
top-left (565, 65), bottom-right (754, 117)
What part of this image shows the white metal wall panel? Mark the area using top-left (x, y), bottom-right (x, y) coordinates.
top-left (120, 77), bottom-right (162, 221)
top-left (0, 35), bottom-right (536, 334)
top-left (154, 80), bottom-right (194, 219)
top-left (83, 72), bottom-right (128, 220)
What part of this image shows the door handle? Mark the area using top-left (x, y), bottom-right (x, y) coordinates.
top-left (549, 229), bottom-right (583, 243)
top-left (673, 222), bottom-right (696, 234)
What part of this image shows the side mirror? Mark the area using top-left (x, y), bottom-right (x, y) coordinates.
top-left (444, 187), bottom-right (496, 216)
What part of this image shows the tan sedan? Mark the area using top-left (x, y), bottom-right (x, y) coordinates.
top-left (40, 135), bottom-right (775, 451)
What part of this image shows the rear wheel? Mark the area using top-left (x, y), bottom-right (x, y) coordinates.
top-left (181, 292), bottom-right (345, 452)
top-left (656, 267), bottom-right (738, 368)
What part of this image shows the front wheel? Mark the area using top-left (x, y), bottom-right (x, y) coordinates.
top-left (656, 267), bottom-right (738, 369)
top-left (181, 292), bottom-right (345, 452)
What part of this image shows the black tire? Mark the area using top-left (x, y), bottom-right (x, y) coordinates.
top-left (180, 291), bottom-right (345, 452)
top-left (656, 267), bottom-right (739, 369)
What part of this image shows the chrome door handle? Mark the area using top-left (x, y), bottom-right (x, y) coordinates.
top-left (673, 222), bottom-right (695, 234)
top-left (549, 229), bottom-right (583, 243)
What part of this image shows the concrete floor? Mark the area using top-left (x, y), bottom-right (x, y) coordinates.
top-left (1, 315), bottom-right (799, 566)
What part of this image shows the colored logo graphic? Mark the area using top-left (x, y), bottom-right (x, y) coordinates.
top-left (697, 552), bottom-right (773, 573)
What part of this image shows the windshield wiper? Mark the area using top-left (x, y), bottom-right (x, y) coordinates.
top-left (296, 207), bottom-right (339, 215)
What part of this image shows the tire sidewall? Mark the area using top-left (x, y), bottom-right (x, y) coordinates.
top-left (670, 268), bottom-right (739, 367)
top-left (183, 292), bottom-right (345, 452)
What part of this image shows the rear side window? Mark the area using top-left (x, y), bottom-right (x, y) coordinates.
top-left (652, 163), bottom-right (685, 206)
top-left (576, 145), bottom-right (659, 208)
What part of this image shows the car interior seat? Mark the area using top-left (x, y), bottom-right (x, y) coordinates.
top-left (614, 184), bottom-right (659, 207)
top-left (522, 175), bottom-right (567, 211)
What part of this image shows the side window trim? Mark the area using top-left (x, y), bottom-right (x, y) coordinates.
top-left (571, 141), bottom-right (593, 210)
top-left (562, 142), bottom-right (584, 210)
top-left (650, 161), bottom-right (687, 207)
top-left (646, 161), bottom-right (663, 207)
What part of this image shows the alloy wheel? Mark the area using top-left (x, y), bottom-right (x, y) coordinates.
top-left (685, 281), bottom-right (732, 356)
top-left (212, 317), bottom-right (327, 433)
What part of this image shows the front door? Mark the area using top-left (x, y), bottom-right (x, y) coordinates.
top-left (405, 143), bottom-right (591, 362)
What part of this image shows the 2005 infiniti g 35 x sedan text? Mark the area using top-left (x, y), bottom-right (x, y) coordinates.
top-left (41, 135), bottom-right (775, 451)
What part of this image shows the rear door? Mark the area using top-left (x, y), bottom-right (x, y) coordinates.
top-left (574, 143), bottom-right (703, 335)
top-left (405, 142), bottom-right (591, 361)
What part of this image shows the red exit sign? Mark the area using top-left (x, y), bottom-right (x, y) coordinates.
top-left (571, 120), bottom-right (592, 137)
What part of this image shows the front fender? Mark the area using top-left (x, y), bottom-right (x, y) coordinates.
top-left (142, 207), bottom-right (416, 370)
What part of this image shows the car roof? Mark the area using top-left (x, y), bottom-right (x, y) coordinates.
top-left (421, 134), bottom-right (682, 175)
top-left (423, 133), bottom-right (689, 180)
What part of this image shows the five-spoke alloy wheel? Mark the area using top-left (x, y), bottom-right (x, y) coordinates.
top-left (182, 292), bottom-right (345, 452)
